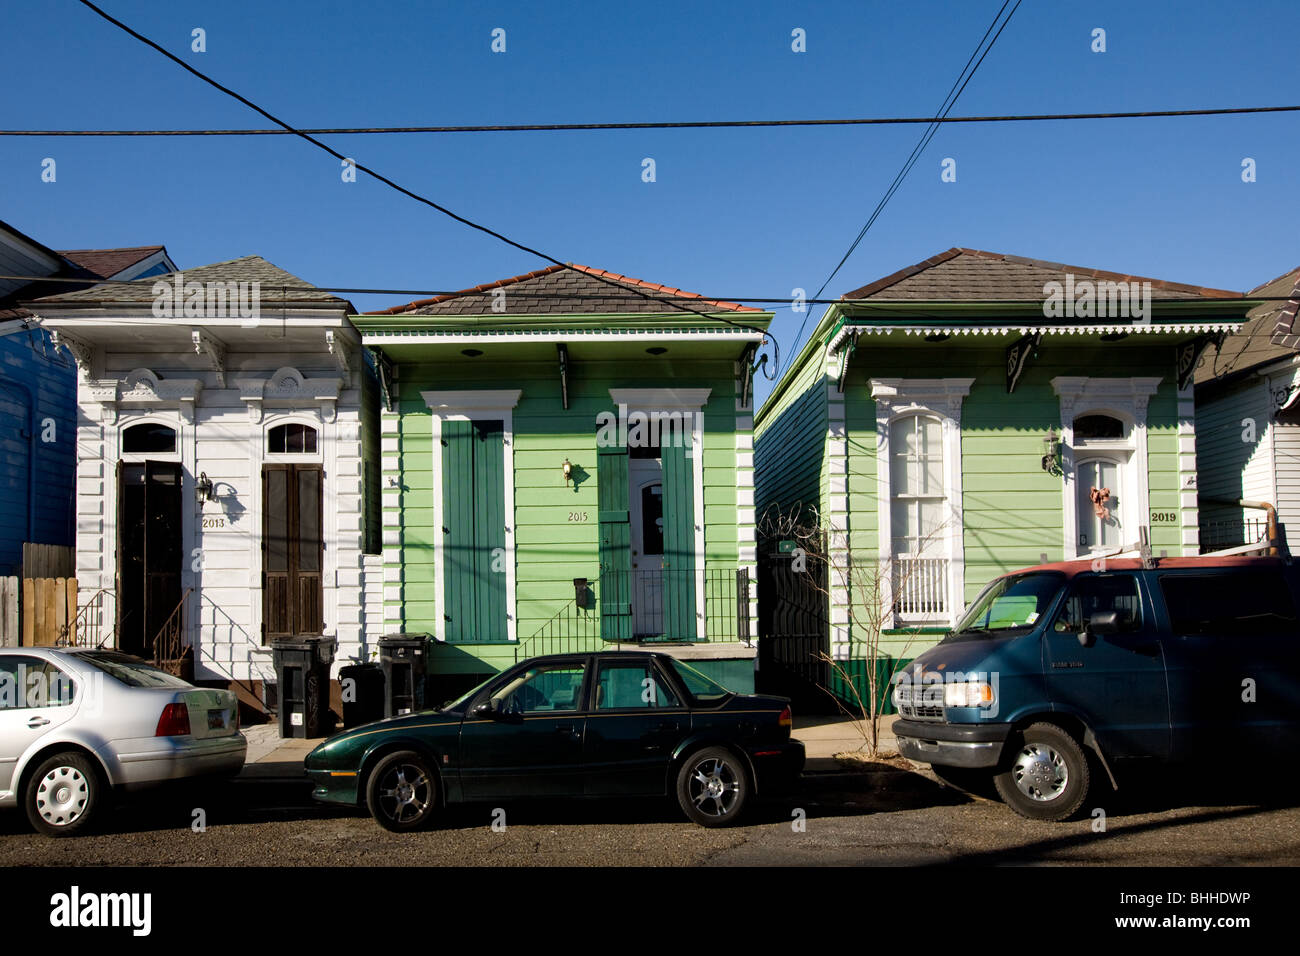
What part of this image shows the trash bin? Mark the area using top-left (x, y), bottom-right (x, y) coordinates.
top-left (271, 635), bottom-right (337, 738)
top-left (378, 633), bottom-right (430, 717)
top-left (339, 662), bottom-right (385, 728)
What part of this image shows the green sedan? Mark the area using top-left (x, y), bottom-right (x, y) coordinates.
top-left (305, 651), bottom-right (804, 830)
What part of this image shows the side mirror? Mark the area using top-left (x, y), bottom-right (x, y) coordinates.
top-left (471, 699), bottom-right (498, 719)
top-left (1077, 611), bottom-right (1120, 647)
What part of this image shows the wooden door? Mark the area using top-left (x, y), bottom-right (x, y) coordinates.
top-left (116, 460), bottom-right (181, 657)
top-left (263, 464), bottom-right (323, 641)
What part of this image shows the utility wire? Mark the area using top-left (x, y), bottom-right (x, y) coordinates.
top-left (72, 0), bottom-right (779, 374)
top-left (5, 104), bottom-right (1299, 136)
top-left (792, 0), bottom-right (1022, 360)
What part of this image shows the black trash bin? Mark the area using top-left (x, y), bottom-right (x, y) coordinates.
top-left (339, 662), bottom-right (385, 728)
top-left (379, 633), bottom-right (430, 717)
top-left (271, 635), bottom-right (337, 738)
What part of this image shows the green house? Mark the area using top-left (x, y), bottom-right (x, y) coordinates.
top-left (754, 248), bottom-right (1250, 703)
top-left (353, 264), bottom-right (771, 699)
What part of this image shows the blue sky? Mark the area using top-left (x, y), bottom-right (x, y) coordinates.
top-left (3, 0), bottom-right (1297, 406)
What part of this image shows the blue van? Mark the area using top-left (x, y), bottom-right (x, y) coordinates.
top-left (892, 555), bottom-right (1300, 820)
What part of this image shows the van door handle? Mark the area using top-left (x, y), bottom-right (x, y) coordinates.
top-left (555, 724), bottom-right (577, 736)
top-left (28, 717), bottom-right (50, 728)
top-left (654, 722), bottom-right (680, 732)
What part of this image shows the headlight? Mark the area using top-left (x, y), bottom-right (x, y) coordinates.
top-left (944, 681), bottom-right (996, 708)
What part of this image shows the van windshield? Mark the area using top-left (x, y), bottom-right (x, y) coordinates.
top-left (947, 572), bottom-right (1065, 640)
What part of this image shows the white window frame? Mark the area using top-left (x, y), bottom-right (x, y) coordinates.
top-left (422, 389), bottom-right (522, 644)
top-left (869, 378), bottom-right (973, 627)
top-left (1052, 376), bottom-right (1161, 559)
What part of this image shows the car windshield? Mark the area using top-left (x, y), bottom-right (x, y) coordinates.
top-left (947, 572), bottom-right (1065, 640)
top-left (667, 659), bottom-right (732, 704)
top-left (74, 651), bottom-right (194, 688)
top-left (443, 674), bottom-right (497, 711)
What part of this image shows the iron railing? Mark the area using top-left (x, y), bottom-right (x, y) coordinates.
top-left (151, 587), bottom-right (193, 674)
top-left (1199, 517), bottom-right (1270, 553)
top-left (515, 568), bottom-right (750, 661)
top-left (58, 587), bottom-right (113, 647)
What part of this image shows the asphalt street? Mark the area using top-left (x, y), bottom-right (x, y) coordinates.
top-left (2, 768), bottom-right (1297, 866)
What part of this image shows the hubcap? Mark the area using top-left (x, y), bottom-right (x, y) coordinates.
top-left (689, 757), bottom-right (740, 817)
top-left (36, 766), bottom-right (89, 827)
top-left (1011, 743), bottom-right (1068, 802)
top-left (378, 764), bottom-right (432, 824)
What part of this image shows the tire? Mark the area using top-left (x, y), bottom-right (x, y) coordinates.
top-left (993, 722), bottom-right (1091, 822)
top-left (366, 750), bottom-right (439, 833)
top-left (25, 752), bottom-right (102, 838)
top-left (676, 747), bottom-right (749, 828)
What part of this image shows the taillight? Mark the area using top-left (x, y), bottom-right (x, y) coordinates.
top-left (155, 702), bottom-right (191, 737)
top-left (778, 705), bottom-right (792, 728)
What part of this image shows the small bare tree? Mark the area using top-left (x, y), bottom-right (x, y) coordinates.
top-left (758, 503), bottom-right (950, 758)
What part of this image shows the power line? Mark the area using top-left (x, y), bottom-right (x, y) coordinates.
top-left (72, 0), bottom-right (779, 374)
top-left (5, 104), bottom-right (1299, 136)
top-left (792, 0), bottom-right (1022, 360)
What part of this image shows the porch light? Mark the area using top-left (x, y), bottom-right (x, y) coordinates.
top-left (1041, 429), bottom-right (1061, 474)
top-left (562, 459), bottom-right (573, 485)
top-left (196, 472), bottom-right (216, 503)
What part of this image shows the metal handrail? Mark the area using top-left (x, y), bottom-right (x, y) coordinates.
top-left (57, 587), bottom-right (114, 647)
top-left (151, 587), bottom-right (194, 666)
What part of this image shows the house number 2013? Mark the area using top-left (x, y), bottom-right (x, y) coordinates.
top-left (568, 512), bottom-right (589, 522)
top-left (202, 517), bottom-right (226, 529)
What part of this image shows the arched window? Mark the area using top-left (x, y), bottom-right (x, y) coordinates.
top-left (122, 422), bottom-right (176, 453)
top-left (1073, 413), bottom-right (1125, 442)
top-left (268, 423), bottom-right (317, 454)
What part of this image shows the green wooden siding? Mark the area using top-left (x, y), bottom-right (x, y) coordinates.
top-left (441, 418), bottom-right (506, 643)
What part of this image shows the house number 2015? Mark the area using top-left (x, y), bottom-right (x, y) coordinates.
top-left (568, 512), bottom-right (589, 522)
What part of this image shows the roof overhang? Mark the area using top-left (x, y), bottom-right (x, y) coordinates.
top-left (360, 326), bottom-right (765, 362)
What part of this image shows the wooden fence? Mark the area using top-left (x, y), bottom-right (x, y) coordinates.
top-left (22, 543), bottom-right (75, 579)
top-left (22, 577), bottom-right (78, 646)
top-left (0, 577), bottom-right (18, 647)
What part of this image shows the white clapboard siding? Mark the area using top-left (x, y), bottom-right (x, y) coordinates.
top-left (1196, 379), bottom-right (1275, 521)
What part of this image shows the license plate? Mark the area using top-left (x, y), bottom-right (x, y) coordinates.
top-left (207, 709), bottom-right (227, 730)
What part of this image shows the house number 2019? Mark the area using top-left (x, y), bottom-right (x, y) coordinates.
top-left (568, 512), bottom-right (589, 522)
top-left (1149, 511), bottom-right (1177, 524)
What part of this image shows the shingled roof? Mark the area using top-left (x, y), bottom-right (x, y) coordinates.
top-left (1195, 265), bottom-right (1300, 385)
top-left (367, 263), bottom-right (762, 316)
top-left (843, 248), bottom-right (1242, 301)
top-left (28, 255), bottom-right (352, 308)
top-left (57, 245), bottom-right (164, 279)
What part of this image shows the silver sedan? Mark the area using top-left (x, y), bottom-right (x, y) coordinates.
top-left (0, 647), bottom-right (246, 836)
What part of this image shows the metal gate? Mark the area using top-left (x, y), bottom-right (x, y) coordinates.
top-left (756, 536), bottom-right (833, 712)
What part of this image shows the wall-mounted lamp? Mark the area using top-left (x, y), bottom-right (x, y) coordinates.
top-left (1041, 429), bottom-right (1061, 474)
top-left (562, 458), bottom-right (573, 486)
top-left (196, 472), bottom-right (216, 503)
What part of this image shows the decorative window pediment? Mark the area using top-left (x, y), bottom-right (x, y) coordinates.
top-left (238, 367), bottom-right (344, 423)
top-left (89, 367), bottom-right (203, 424)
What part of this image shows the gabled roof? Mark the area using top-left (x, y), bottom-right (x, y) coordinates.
top-left (366, 263), bottom-right (763, 317)
top-left (1196, 265), bottom-right (1300, 386)
top-left (28, 255), bottom-right (353, 309)
top-left (843, 247), bottom-right (1241, 301)
top-left (57, 246), bottom-right (165, 279)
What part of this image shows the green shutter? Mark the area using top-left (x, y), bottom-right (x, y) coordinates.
top-left (441, 419), bottom-right (507, 643)
top-left (661, 440), bottom-right (697, 639)
top-left (597, 443), bottom-right (631, 641)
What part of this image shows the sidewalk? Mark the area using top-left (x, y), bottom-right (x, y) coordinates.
top-left (238, 713), bottom-right (899, 778)
top-left (795, 714), bottom-right (900, 772)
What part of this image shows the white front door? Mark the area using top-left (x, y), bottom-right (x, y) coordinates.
top-left (628, 460), bottom-right (664, 637)
top-left (1076, 456), bottom-right (1125, 553)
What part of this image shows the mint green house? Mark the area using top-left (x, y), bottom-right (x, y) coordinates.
top-left (754, 248), bottom-right (1249, 699)
top-left (352, 264), bottom-right (771, 698)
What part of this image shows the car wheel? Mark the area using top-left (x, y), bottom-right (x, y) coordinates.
top-left (993, 722), bottom-right (1091, 822)
top-left (25, 752), bottom-right (102, 838)
top-left (366, 751), bottom-right (438, 833)
top-left (676, 747), bottom-right (749, 828)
